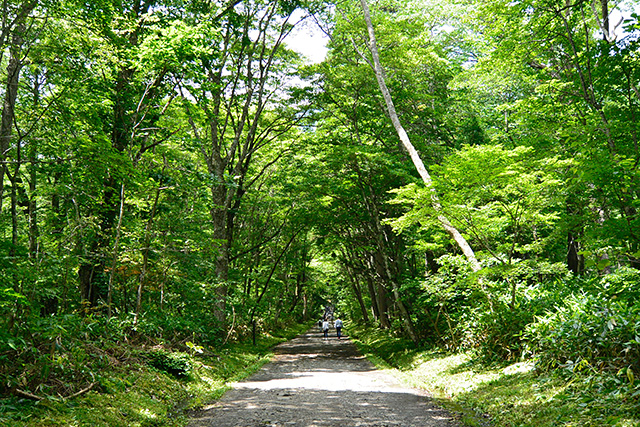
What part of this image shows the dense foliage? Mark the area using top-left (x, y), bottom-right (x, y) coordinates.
top-left (0, 0), bottom-right (328, 404)
top-left (310, 0), bottom-right (640, 423)
top-left (1, 0), bottom-right (639, 424)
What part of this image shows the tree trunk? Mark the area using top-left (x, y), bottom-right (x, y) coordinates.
top-left (375, 249), bottom-right (417, 342)
top-left (27, 150), bottom-right (38, 258)
top-left (211, 191), bottom-right (230, 323)
top-left (302, 292), bottom-right (308, 321)
top-left (108, 184), bottom-right (126, 318)
top-left (344, 259), bottom-right (370, 324)
top-left (78, 262), bottom-right (97, 308)
top-left (376, 281), bottom-right (391, 329)
top-left (0, 2), bottom-right (35, 212)
top-left (354, 155), bottom-right (418, 342)
top-left (178, 2), bottom-right (301, 325)
top-left (364, 273), bottom-right (380, 322)
top-left (359, 0), bottom-right (480, 271)
top-left (249, 229), bottom-right (301, 344)
top-left (78, 73), bottom-right (134, 309)
top-left (135, 185), bottom-right (163, 325)
top-left (567, 231), bottom-right (584, 275)
top-left (27, 73), bottom-right (40, 259)
top-left (367, 254), bottom-right (391, 328)
top-left (10, 163), bottom-right (19, 256)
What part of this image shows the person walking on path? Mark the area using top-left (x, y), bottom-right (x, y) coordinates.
top-left (334, 317), bottom-right (343, 340)
top-left (322, 319), bottom-right (330, 340)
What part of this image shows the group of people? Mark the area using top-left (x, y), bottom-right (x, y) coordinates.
top-left (319, 316), bottom-right (343, 340)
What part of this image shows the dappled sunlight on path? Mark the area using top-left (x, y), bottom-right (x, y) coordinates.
top-left (188, 331), bottom-right (460, 427)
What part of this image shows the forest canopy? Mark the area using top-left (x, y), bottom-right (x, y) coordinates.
top-left (1, 0), bottom-right (639, 421)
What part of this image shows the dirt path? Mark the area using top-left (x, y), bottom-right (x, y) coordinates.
top-left (188, 330), bottom-right (462, 427)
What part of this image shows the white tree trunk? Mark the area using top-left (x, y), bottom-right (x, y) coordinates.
top-left (359, 0), bottom-right (480, 271)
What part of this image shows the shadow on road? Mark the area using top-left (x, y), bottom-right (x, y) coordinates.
top-left (188, 330), bottom-right (460, 427)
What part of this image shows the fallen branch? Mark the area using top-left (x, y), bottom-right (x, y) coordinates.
top-left (15, 382), bottom-right (96, 401)
top-left (64, 382), bottom-right (96, 400)
top-left (15, 388), bottom-right (43, 401)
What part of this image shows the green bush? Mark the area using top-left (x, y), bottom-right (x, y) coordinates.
top-left (456, 300), bottom-right (535, 361)
top-left (413, 258), bottom-right (569, 360)
top-left (144, 350), bottom-right (192, 378)
top-left (597, 267), bottom-right (640, 305)
top-left (142, 311), bottom-right (224, 346)
top-left (526, 293), bottom-right (640, 373)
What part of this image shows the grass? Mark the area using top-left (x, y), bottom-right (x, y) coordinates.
top-left (349, 324), bottom-right (640, 427)
top-left (0, 321), bottom-right (312, 427)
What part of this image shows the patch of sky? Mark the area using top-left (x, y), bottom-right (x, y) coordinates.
top-left (286, 8), bottom-right (329, 65)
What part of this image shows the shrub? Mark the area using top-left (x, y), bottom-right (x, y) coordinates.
top-left (526, 293), bottom-right (640, 373)
top-left (456, 300), bottom-right (535, 361)
top-left (144, 350), bottom-right (192, 378)
top-left (138, 310), bottom-right (224, 347)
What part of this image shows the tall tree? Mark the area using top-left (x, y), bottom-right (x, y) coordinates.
top-left (178, 0), bottom-right (309, 322)
top-left (73, 0), bottom-right (184, 308)
top-left (0, 1), bottom-right (37, 250)
top-left (357, 0), bottom-right (481, 271)
top-left (466, 0), bottom-right (640, 270)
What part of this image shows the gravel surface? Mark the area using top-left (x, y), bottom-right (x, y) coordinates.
top-left (188, 330), bottom-right (462, 427)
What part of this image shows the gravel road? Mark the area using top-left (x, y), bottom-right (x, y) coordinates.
top-left (188, 330), bottom-right (462, 427)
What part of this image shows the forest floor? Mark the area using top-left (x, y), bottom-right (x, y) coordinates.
top-left (187, 329), bottom-right (463, 427)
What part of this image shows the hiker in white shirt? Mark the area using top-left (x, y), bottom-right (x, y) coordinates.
top-left (322, 319), bottom-right (330, 339)
top-left (334, 317), bottom-right (343, 340)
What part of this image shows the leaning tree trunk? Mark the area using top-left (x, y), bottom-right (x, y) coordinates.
top-left (343, 250), bottom-right (370, 324)
top-left (355, 157), bottom-right (418, 342)
top-left (367, 255), bottom-right (391, 329)
top-left (365, 274), bottom-right (381, 323)
top-left (359, 0), bottom-right (480, 272)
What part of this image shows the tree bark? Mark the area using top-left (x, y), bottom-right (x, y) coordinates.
top-left (108, 184), bottom-right (126, 318)
top-left (27, 148), bottom-right (37, 258)
top-left (27, 73), bottom-right (40, 259)
top-left (352, 155), bottom-right (417, 341)
top-left (359, 0), bottom-right (480, 272)
top-left (367, 254), bottom-right (391, 328)
top-left (0, 2), bottom-right (35, 212)
top-left (249, 229), bottom-right (301, 345)
top-left (364, 272), bottom-right (381, 322)
top-left (376, 281), bottom-right (391, 329)
top-left (135, 184), bottom-right (163, 325)
top-left (180, 3), bottom-right (302, 324)
top-left (343, 250), bottom-right (370, 323)
top-left (601, 0), bottom-right (610, 41)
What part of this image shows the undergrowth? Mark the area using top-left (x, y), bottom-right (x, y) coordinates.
top-left (0, 317), bottom-right (311, 427)
top-left (349, 324), bottom-right (640, 427)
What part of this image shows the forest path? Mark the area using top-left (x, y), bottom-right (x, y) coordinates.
top-left (188, 329), bottom-right (462, 427)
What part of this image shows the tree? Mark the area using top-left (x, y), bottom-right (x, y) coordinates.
top-left (61, 0), bottom-right (180, 308)
top-left (0, 1), bottom-right (37, 252)
top-left (392, 144), bottom-right (566, 307)
top-left (178, 0), bottom-right (311, 322)
top-left (465, 0), bottom-right (640, 271)
top-left (357, 0), bottom-right (481, 272)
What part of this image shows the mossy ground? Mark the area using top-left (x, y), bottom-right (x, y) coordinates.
top-left (0, 322), bottom-right (311, 427)
top-left (349, 325), bottom-right (640, 427)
